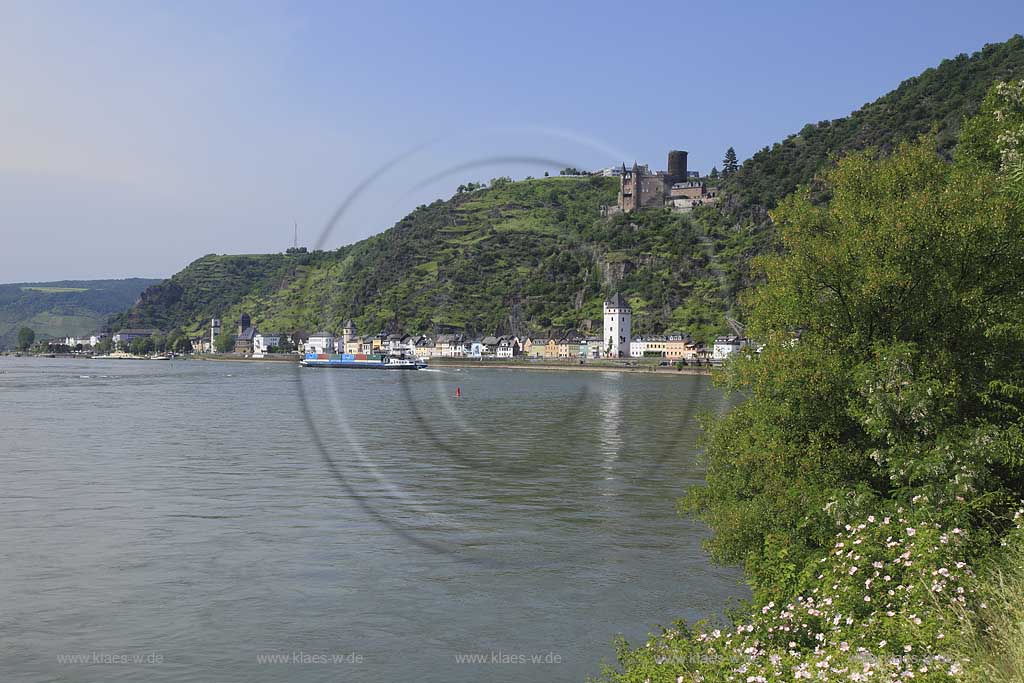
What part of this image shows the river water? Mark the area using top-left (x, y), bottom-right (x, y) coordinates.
top-left (0, 357), bottom-right (745, 682)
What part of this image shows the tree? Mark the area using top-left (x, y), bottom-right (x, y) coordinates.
top-left (722, 147), bottom-right (739, 176)
top-left (169, 331), bottom-right (192, 354)
top-left (214, 333), bottom-right (236, 353)
top-left (130, 337), bottom-right (155, 355)
top-left (709, 166), bottom-right (719, 179)
top-left (16, 327), bottom-right (35, 351)
top-left (276, 335), bottom-right (294, 353)
top-left (684, 119), bottom-right (1024, 600)
top-left (94, 338), bottom-right (112, 355)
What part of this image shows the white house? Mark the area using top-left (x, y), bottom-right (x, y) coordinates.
top-left (496, 336), bottom-right (518, 358)
top-left (713, 335), bottom-right (748, 360)
top-left (468, 340), bottom-right (484, 359)
top-left (253, 332), bottom-right (282, 355)
top-left (306, 332), bottom-right (335, 354)
top-left (630, 336), bottom-right (648, 358)
top-left (89, 333), bottom-right (109, 347)
top-left (437, 334), bottom-right (466, 357)
top-left (603, 293), bottom-right (632, 358)
top-left (112, 328), bottom-right (157, 349)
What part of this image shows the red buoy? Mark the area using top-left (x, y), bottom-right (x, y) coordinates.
top-left (455, 386), bottom-right (461, 398)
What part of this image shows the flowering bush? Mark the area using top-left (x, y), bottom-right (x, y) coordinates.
top-left (603, 512), bottom-right (975, 683)
top-left (603, 79), bottom-right (1024, 683)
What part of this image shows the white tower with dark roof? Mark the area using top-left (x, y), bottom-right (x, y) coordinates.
top-left (603, 293), bottom-right (631, 358)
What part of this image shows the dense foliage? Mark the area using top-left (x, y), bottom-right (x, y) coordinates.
top-left (16, 326), bottom-right (34, 351)
top-left (721, 36), bottom-right (1024, 221)
top-left (0, 278), bottom-right (159, 350)
top-left (600, 80), bottom-right (1024, 683)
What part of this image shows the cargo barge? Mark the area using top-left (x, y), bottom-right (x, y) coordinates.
top-left (300, 352), bottom-right (426, 369)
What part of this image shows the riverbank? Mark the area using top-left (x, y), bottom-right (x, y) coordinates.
top-left (4, 352), bottom-right (715, 375)
top-left (192, 354), bottom-right (713, 375)
top-left (427, 358), bottom-right (713, 375)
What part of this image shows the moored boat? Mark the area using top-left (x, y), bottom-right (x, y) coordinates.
top-left (300, 351), bottom-right (426, 369)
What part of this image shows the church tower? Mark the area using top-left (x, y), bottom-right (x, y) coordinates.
top-left (238, 312), bottom-right (251, 335)
top-left (341, 319), bottom-right (356, 345)
top-left (603, 293), bottom-right (631, 358)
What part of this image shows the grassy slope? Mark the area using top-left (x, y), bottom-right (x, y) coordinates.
top-left (117, 177), bottom-right (740, 343)
top-left (0, 278), bottom-right (161, 349)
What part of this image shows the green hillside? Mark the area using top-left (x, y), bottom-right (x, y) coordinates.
top-left (0, 278), bottom-right (161, 349)
top-left (722, 34), bottom-right (1024, 219)
top-left (114, 177), bottom-right (746, 344)
top-left (113, 36), bottom-right (1024, 345)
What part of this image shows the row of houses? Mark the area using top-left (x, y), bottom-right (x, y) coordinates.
top-left (64, 329), bottom-right (160, 348)
top-left (62, 295), bottom-right (753, 364)
top-left (298, 324), bottom-right (749, 362)
top-left (63, 332), bottom-right (111, 348)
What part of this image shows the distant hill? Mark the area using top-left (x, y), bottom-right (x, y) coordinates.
top-left (0, 279), bottom-right (161, 349)
top-left (722, 35), bottom-right (1024, 220)
top-left (112, 178), bottom-right (745, 344)
top-left (113, 36), bottom-right (1024, 344)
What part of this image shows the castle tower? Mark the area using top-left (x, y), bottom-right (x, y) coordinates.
top-left (668, 150), bottom-right (688, 185)
top-left (210, 318), bottom-right (221, 346)
top-left (603, 293), bottom-right (631, 358)
top-left (342, 319), bottom-right (356, 345)
top-left (238, 313), bottom-right (251, 335)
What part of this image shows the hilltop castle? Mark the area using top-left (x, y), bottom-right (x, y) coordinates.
top-left (617, 150), bottom-right (718, 213)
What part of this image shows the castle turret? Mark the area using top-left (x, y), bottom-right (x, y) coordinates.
top-left (668, 150), bottom-right (688, 185)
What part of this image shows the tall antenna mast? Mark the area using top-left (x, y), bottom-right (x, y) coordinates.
top-left (293, 221), bottom-right (298, 249)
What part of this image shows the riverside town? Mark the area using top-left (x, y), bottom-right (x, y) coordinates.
top-left (39, 293), bottom-right (752, 367)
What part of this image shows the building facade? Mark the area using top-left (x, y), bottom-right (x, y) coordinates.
top-left (306, 332), bottom-right (335, 354)
top-left (617, 150), bottom-right (719, 213)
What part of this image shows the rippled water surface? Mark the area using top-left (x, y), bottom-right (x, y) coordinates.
top-left (0, 357), bottom-right (745, 682)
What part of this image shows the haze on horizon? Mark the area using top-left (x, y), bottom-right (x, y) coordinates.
top-left (2, 0), bottom-right (1022, 283)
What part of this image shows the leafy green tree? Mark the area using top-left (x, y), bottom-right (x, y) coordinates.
top-left (214, 333), bottom-right (236, 353)
top-left (94, 338), bottom-right (112, 354)
top-left (722, 147), bottom-right (739, 176)
top-left (16, 326), bottom-right (34, 351)
top-left (170, 333), bottom-right (192, 354)
top-left (959, 78), bottom-right (1024, 199)
top-left (130, 337), bottom-right (155, 355)
top-left (684, 123), bottom-right (1024, 600)
top-left (709, 166), bottom-right (719, 179)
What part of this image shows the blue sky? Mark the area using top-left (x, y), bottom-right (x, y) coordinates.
top-left (2, 0), bottom-right (1023, 281)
